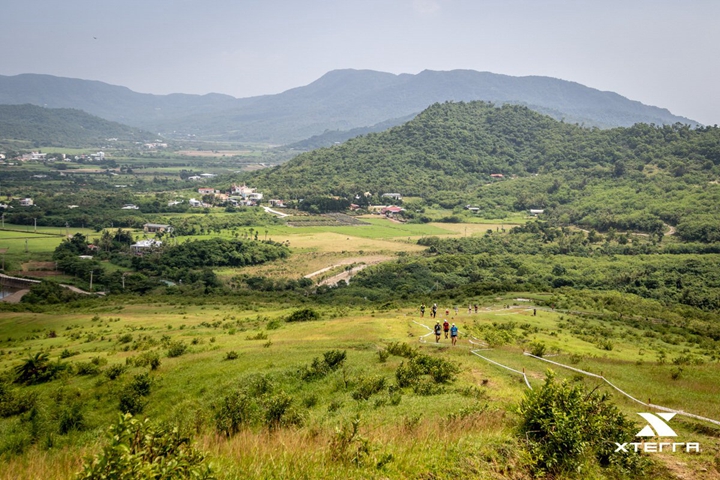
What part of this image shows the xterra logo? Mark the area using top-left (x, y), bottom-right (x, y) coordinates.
top-left (615, 413), bottom-right (700, 453)
top-left (636, 412), bottom-right (677, 437)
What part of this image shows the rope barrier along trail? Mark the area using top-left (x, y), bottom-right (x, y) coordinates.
top-left (412, 320), bottom-right (435, 343)
top-left (471, 350), bottom-right (533, 390)
top-left (523, 353), bottom-right (720, 428)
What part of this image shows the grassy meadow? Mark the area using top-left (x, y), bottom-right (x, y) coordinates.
top-left (0, 295), bottom-right (718, 479)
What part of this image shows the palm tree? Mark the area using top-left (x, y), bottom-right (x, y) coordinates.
top-left (14, 352), bottom-right (50, 384)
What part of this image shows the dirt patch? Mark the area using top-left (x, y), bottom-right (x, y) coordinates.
top-left (22, 261), bottom-right (56, 271)
top-left (20, 271), bottom-right (63, 278)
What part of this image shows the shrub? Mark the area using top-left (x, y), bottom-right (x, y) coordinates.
top-left (395, 353), bottom-right (458, 387)
top-left (132, 351), bottom-right (160, 370)
top-left (105, 364), bottom-right (127, 380)
top-left (302, 350), bottom-right (347, 381)
top-left (74, 361), bottom-right (101, 376)
top-left (246, 331), bottom-right (268, 340)
top-left (386, 342), bottom-right (417, 358)
top-left (263, 391), bottom-right (302, 430)
top-left (529, 341), bottom-right (547, 357)
top-left (60, 349), bottom-right (78, 359)
top-left (352, 375), bottom-right (386, 401)
top-left (0, 383), bottom-right (37, 417)
top-left (377, 349), bottom-right (389, 363)
top-left (328, 414), bottom-right (370, 466)
top-left (76, 414), bottom-right (214, 479)
top-left (517, 371), bottom-right (648, 476)
top-left (225, 351), bottom-right (239, 360)
top-left (285, 308), bottom-right (321, 322)
top-left (167, 341), bottom-right (188, 358)
top-left (58, 401), bottom-right (86, 434)
top-left (214, 391), bottom-right (257, 437)
top-left (117, 333), bottom-right (133, 344)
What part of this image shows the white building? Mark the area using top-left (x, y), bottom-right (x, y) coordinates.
top-left (19, 198), bottom-right (34, 206)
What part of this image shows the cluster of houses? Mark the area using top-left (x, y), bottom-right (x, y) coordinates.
top-left (189, 183), bottom-right (270, 208)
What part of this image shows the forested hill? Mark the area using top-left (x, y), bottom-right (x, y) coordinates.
top-left (248, 101), bottom-right (720, 198)
top-left (0, 104), bottom-right (154, 148)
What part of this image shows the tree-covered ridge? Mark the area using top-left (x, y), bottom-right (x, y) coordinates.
top-left (250, 101), bottom-right (719, 198)
top-left (347, 223), bottom-right (720, 313)
top-left (0, 104), bottom-right (153, 148)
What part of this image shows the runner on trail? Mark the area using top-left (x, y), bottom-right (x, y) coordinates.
top-left (420, 303), bottom-right (426, 317)
top-left (443, 319), bottom-right (450, 339)
top-left (474, 304), bottom-right (478, 313)
top-left (431, 303), bottom-right (438, 318)
top-left (434, 321), bottom-right (442, 343)
top-left (454, 305), bottom-right (459, 316)
top-left (468, 304), bottom-right (472, 314)
top-left (445, 307), bottom-right (450, 316)
top-left (450, 323), bottom-right (459, 345)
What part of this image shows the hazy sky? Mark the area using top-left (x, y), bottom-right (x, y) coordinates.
top-left (2, 0), bottom-right (718, 124)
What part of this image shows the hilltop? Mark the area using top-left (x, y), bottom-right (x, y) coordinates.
top-left (249, 101), bottom-right (719, 195)
top-left (0, 104), bottom-right (154, 148)
top-left (0, 70), bottom-right (698, 144)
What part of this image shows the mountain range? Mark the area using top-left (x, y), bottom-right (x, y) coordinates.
top-left (0, 69), bottom-right (698, 145)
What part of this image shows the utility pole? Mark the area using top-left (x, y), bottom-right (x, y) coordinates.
top-left (34, 217), bottom-right (37, 233)
top-left (25, 238), bottom-right (28, 253)
top-left (89, 270), bottom-right (93, 290)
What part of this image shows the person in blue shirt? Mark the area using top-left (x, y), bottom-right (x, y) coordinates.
top-left (450, 323), bottom-right (459, 346)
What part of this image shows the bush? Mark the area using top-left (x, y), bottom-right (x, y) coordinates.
top-left (214, 391), bottom-right (257, 437)
top-left (105, 364), bottom-right (127, 380)
top-left (286, 308), bottom-right (321, 322)
top-left (132, 351), bottom-right (161, 370)
top-left (352, 375), bottom-right (387, 401)
top-left (395, 353), bottom-right (458, 387)
top-left (76, 414), bottom-right (214, 479)
top-left (167, 341), bottom-right (188, 358)
top-left (263, 391), bottom-right (302, 430)
top-left (118, 373), bottom-right (153, 415)
top-left (225, 351), bottom-right (239, 360)
top-left (302, 350), bottom-right (347, 381)
top-left (74, 361), bottom-right (101, 376)
top-left (0, 382), bottom-right (37, 418)
top-left (529, 341), bottom-right (547, 357)
top-left (517, 371), bottom-right (648, 476)
top-left (385, 342), bottom-right (417, 358)
top-left (58, 401), bottom-right (86, 434)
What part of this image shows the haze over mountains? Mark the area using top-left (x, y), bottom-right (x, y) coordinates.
top-left (0, 69), bottom-right (698, 145)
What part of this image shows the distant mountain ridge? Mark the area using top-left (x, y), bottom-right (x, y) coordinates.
top-left (0, 69), bottom-right (698, 144)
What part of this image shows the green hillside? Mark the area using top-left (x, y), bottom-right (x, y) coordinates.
top-left (249, 101), bottom-right (720, 235)
top-left (0, 104), bottom-right (153, 148)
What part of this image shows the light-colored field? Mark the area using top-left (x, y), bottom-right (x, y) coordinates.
top-left (176, 150), bottom-right (257, 157)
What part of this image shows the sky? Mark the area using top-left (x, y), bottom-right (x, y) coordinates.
top-left (1, 0), bottom-right (719, 125)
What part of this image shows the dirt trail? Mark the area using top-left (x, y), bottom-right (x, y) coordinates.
top-left (304, 255), bottom-right (393, 286)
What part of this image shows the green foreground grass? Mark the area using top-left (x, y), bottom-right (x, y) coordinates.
top-left (0, 296), bottom-right (718, 479)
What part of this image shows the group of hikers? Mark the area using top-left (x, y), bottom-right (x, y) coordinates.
top-left (434, 318), bottom-right (459, 345)
top-left (420, 303), bottom-right (481, 319)
top-left (419, 303), bottom-right (461, 345)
